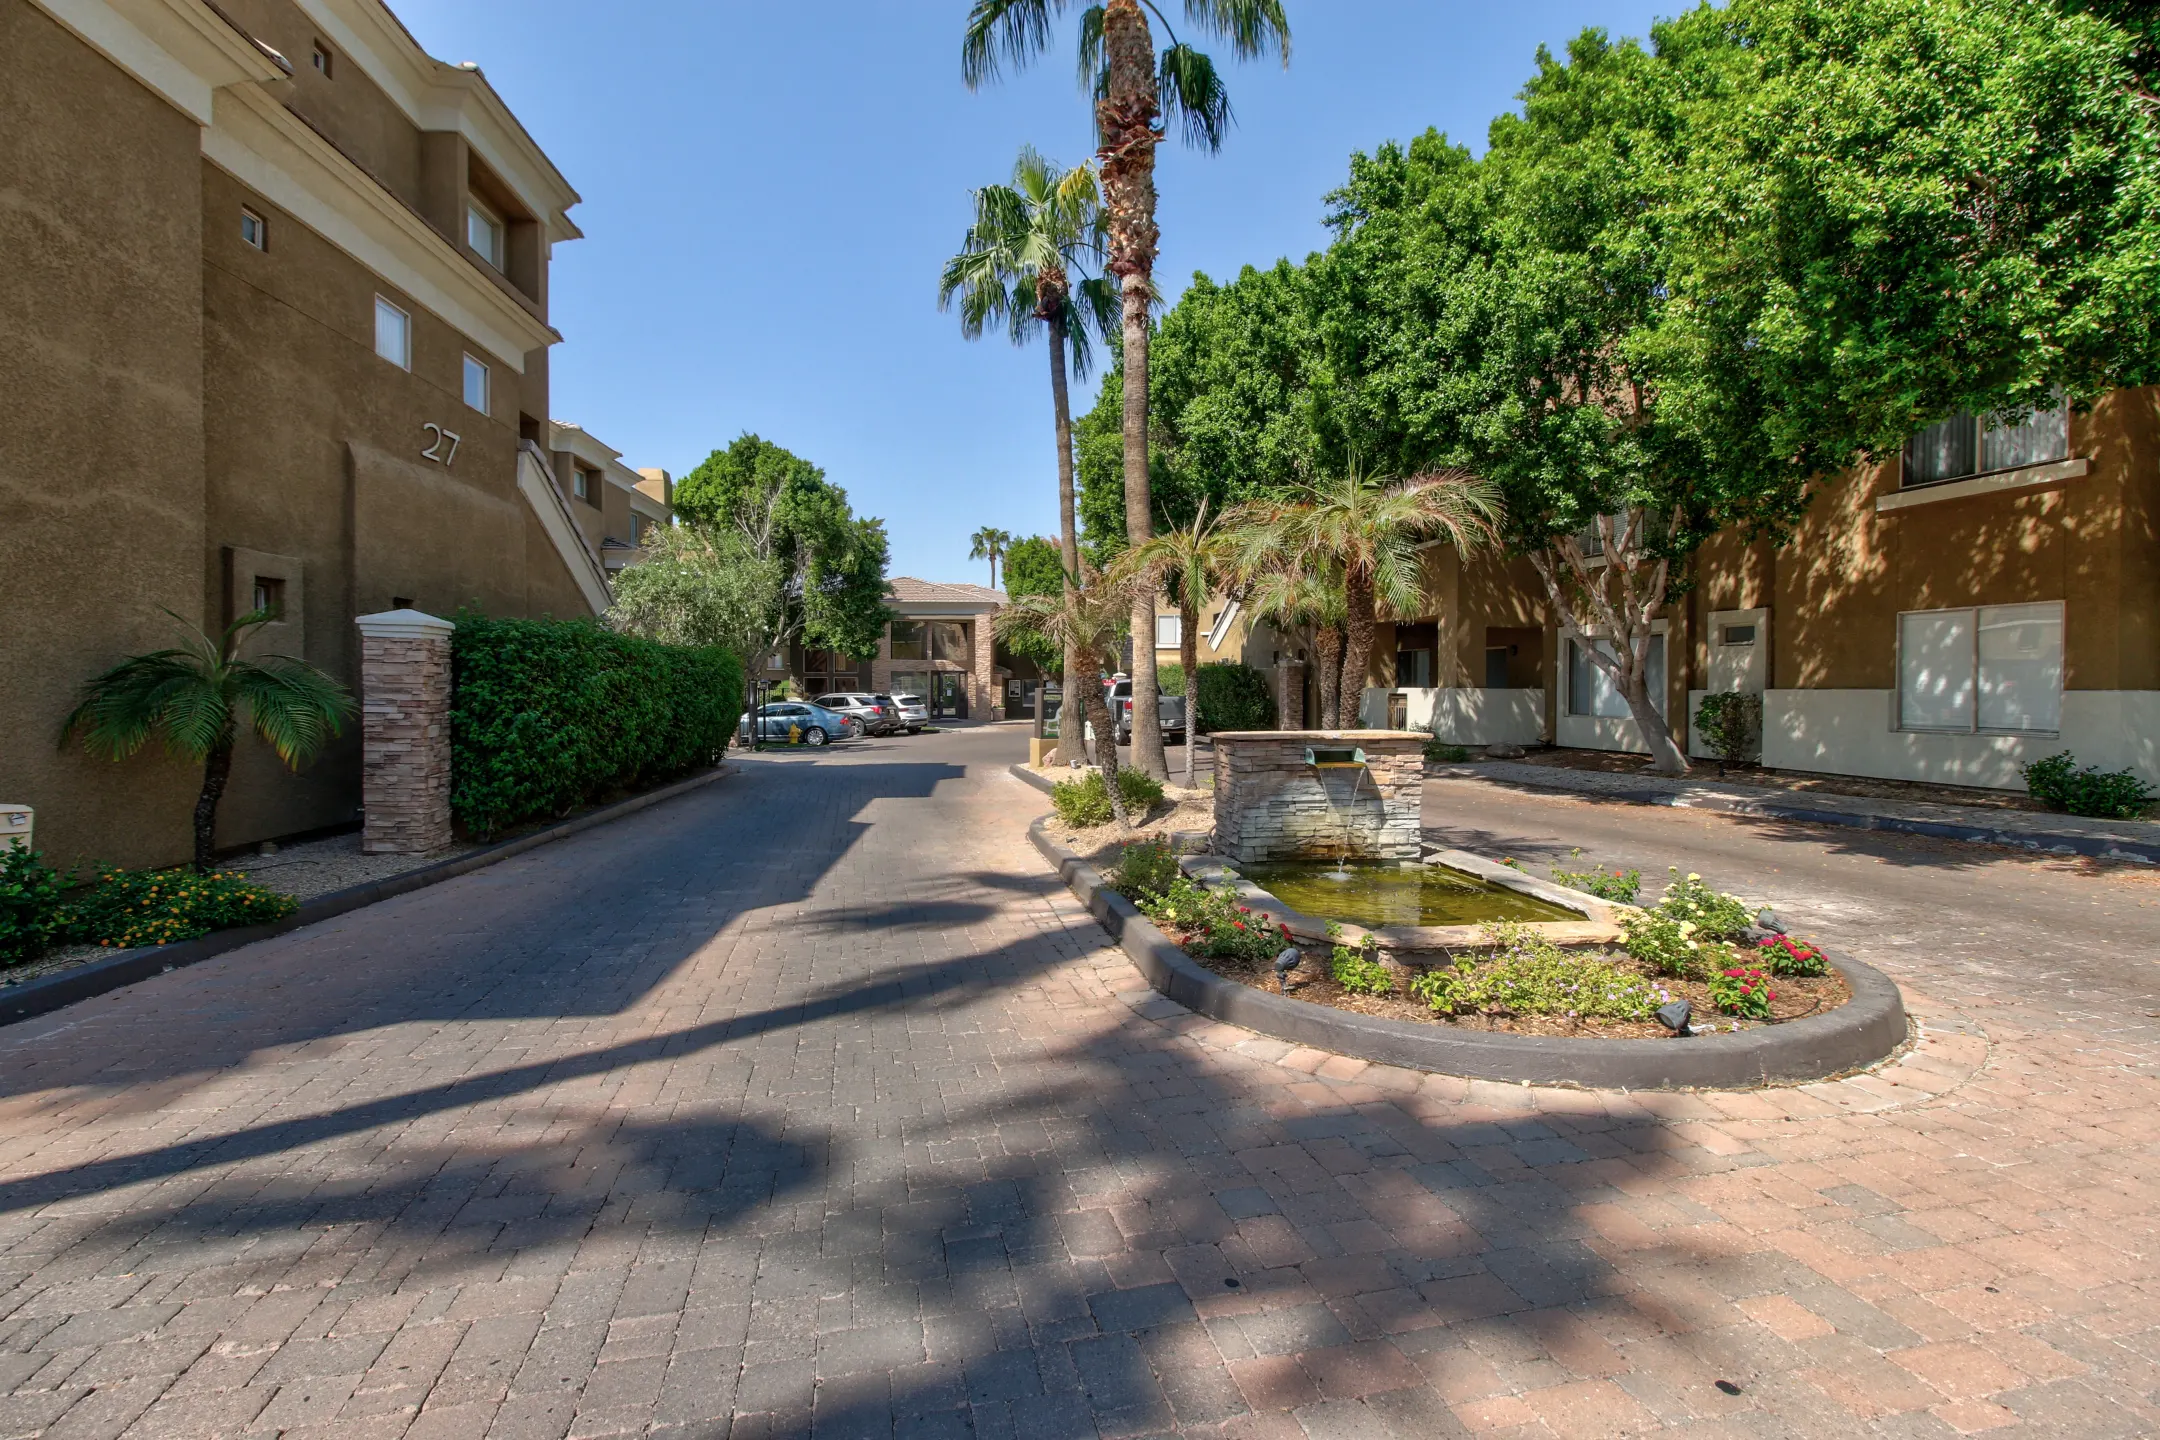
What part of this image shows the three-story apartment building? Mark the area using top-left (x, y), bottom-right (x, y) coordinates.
top-left (2, 0), bottom-right (616, 866)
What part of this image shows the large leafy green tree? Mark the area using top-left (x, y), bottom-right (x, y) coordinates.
top-left (997, 535), bottom-right (1067, 670)
top-left (61, 610), bottom-right (354, 871)
top-left (964, 0), bottom-right (1292, 780)
top-left (672, 434), bottom-right (893, 675)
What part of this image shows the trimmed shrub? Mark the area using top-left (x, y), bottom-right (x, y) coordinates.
top-left (1156, 662), bottom-right (1185, 697)
top-left (1193, 662), bottom-right (1274, 733)
top-left (1695, 691), bottom-right (1762, 765)
top-left (60, 866), bottom-right (296, 950)
top-left (1050, 767), bottom-right (1167, 828)
top-left (2021, 751), bottom-right (2154, 820)
top-left (1424, 739), bottom-right (1472, 764)
top-left (0, 848), bottom-right (65, 964)
top-left (451, 616), bottom-right (744, 838)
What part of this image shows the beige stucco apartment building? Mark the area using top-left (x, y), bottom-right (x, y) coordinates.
top-left (1340, 389), bottom-right (2159, 789)
top-left (0, 0), bottom-right (645, 867)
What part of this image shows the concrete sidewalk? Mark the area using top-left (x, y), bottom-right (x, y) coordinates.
top-left (1432, 760), bottom-right (2160, 864)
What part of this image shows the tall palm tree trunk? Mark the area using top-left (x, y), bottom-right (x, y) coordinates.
top-left (1081, 681), bottom-right (1133, 830)
top-left (1049, 312), bottom-right (1084, 766)
top-left (1180, 601), bottom-right (1199, 789)
top-left (192, 731), bottom-right (235, 872)
top-left (1341, 568), bottom-right (1376, 731)
top-left (1100, 0), bottom-right (1166, 780)
top-left (1315, 626), bottom-right (1344, 730)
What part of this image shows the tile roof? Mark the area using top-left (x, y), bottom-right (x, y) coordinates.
top-left (885, 577), bottom-right (1006, 604)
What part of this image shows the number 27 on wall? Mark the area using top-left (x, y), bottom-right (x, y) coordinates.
top-left (422, 423), bottom-right (461, 466)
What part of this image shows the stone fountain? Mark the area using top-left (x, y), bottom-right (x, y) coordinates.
top-left (1209, 730), bottom-right (1426, 864)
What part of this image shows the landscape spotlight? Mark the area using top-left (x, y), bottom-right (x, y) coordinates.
top-left (1656, 1000), bottom-right (1693, 1034)
top-left (1273, 946), bottom-right (1303, 993)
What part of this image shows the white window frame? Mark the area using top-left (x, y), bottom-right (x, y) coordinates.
top-left (240, 207), bottom-right (266, 250)
top-left (461, 353), bottom-right (490, 413)
top-left (1155, 614), bottom-right (1182, 649)
top-left (1562, 628), bottom-right (1668, 720)
top-left (466, 198), bottom-right (505, 270)
top-left (572, 468), bottom-right (591, 502)
top-left (1895, 602), bottom-right (2063, 736)
top-left (372, 296), bottom-right (410, 370)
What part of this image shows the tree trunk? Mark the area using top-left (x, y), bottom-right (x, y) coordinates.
top-left (1099, 0), bottom-right (1165, 781)
top-left (1181, 599), bottom-right (1199, 790)
top-left (1049, 312), bottom-right (1082, 766)
top-left (1341, 567), bottom-right (1375, 731)
top-left (1315, 626), bottom-right (1344, 730)
top-left (1081, 681), bottom-right (1132, 830)
top-left (1616, 652), bottom-right (1690, 775)
top-left (192, 733), bottom-right (234, 872)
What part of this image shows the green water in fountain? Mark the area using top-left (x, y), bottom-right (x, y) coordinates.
top-left (1237, 860), bottom-right (1582, 928)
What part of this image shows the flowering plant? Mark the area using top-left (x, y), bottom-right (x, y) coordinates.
top-left (1412, 923), bottom-right (1661, 1021)
top-left (1140, 877), bottom-right (1289, 966)
top-left (1655, 870), bottom-right (1755, 941)
top-left (1619, 908), bottom-right (1717, 980)
top-left (59, 866), bottom-right (296, 949)
top-left (1707, 966), bottom-right (1776, 1020)
top-left (1756, 934), bottom-right (1828, 977)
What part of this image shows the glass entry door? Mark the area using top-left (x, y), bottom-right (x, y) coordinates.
top-left (932, 673), bottom-right (966, 719)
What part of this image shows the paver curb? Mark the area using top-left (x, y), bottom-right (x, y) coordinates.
top-left (0, 763), bottom-right (737, 1028)
top-left (1028, 816), bottom-right (1908, 1090)
top-left (1431, 763), bottom-right (2160, 865)
top-left (1008, 761), bottom-right (1058, 796)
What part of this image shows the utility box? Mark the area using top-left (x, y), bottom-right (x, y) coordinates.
top-left (0, 806), bottom-right (31, 853)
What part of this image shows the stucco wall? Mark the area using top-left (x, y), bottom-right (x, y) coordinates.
top-left (0, 0), bottom-right (209, 869)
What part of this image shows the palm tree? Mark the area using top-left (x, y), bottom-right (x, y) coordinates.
top-left (1112, 498), bottom-right (1237, 788)
top-left (1243, 559), bottom-right (1347, 728)
top-left (941, 146), bottom-right (1118, 761)
top-left (1234, 468), bottom-right (1498, 729)
top-left (967, 526), bottom-right (1018, 589)
top-left (61, 609), bottom-right (356, 871)
top-left (995, 563), bottom-right (1142, 830)
top-left (965, 0), bottom-right (1292, 781)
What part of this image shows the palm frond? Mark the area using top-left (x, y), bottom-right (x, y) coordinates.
top-left (1181, 0), bottom-right (1290, 63)
top-left (1075, 4), bottom-right (1105, 91)
top-left (233, 658), bottom-right (354, 768)
top-left (963, 0), bottom-right (1063, 88)
top-left (59, 651), bottom-right (216, 760)
top-left (1158, 44), bottom-right (1232, 151)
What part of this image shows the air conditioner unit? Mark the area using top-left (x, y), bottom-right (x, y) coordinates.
top-left (0, 806), bottom-right (30, 853)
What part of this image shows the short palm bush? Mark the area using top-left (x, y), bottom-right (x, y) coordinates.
top-left (61, 609), bottom-right (354, 872)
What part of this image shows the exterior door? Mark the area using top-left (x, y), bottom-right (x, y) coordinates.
top-left (933, 673), bottom-right (965, 719)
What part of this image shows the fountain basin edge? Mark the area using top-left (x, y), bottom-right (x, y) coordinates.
top-left (1028, 817), bottom-right (1909, 1090)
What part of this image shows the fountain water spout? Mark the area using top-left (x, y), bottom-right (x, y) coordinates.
top-left (1303, 746), bottom-right (1370, 878)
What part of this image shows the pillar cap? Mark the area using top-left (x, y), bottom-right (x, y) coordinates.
top-left (356, 608), bottom-right (455, 640)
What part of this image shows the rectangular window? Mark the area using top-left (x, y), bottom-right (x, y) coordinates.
top-left (251, 576), bottom-right (285, 618)
top-left (1720, 624), bottom-right (1757, 647)
top-left (1903, 398), bottom-right (2069, 488)
top-left (1899, 603), bottom-right (2063, 733)
top-left (310, 42), bottom-right (332, 76)
top-left (466, 199), bottom-right (504, 270)
top-left (461, 353), bottom-right (489, 413)
top-left (930, 621), bottom-right (968, 663)
top-left (240, 208), bottom-right (267, 250)
top-left (1396, 648), bottom-right (1432, 687)
top-left (373, 296), bottom-right (410, 369)
top-left (890, 621), bottom-right (926, 661)
top-left (1567, 635), bottom-right (1666, 719)
top-left (572, 468), bottom-right (591, 502)
top-left (1155, 615), bottom-right (1181, 648)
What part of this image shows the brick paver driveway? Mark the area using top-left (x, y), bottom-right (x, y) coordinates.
top-left (0, 727), bottom-right (2153, 1439)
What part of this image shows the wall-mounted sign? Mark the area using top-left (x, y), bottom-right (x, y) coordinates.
top-left (421, 423), bottom-right (462, 466)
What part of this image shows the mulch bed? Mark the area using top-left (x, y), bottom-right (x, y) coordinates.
top-left (1170, 935), bottom-right (1851, 1041)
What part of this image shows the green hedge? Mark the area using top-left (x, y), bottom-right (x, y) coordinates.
top-left (1192, 662), bottom-right (1275, 733)
top-left (451, 616), bottom-right (744, 838)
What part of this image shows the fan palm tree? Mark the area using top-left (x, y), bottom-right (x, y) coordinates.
top-left (965, 0), bottom-right (1291, 781)
top-left (994, 562), bottom-right (1142, 830)
top-left (1112, 498), bottom-right (1238, 788)
top-left (1235, 468), bottom-right (1498, 728)
top-left (61, 609), bottom-right (356, 872)
top-left (941, 147), bottom-right (1118, 760)
top-left (966, 526), bottom-right (1018, 589)
top-left (1242, 559), bottom-right (1347, 728)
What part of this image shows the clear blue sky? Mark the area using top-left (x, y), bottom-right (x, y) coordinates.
top-left (394, 1), bottom-right (1677, 583)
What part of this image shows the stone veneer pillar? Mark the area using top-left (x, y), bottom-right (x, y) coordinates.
top-left (355, 609), bottom-right (455, 855)
top-left (972, 613), bottom-right (998, 720)
top-left (1211, 730), bottom-right (1426, 864)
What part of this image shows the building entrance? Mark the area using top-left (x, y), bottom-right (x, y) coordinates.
top-left (933, 672), bottom-right (967, 719)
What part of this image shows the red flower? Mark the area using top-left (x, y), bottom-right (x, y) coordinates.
top-left (1232, 921), bottom-right (1246, 931)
